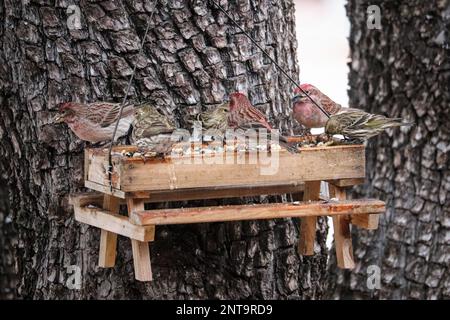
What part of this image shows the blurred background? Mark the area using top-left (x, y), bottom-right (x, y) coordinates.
top-left (294, 0), bottom-right (350, 248)
top-left (294, 0), bottom-right (350, 107)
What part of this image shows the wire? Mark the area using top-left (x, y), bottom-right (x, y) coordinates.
top-left (209, 0), bottom-right (330, 118)
top-left (107, 0), bottom-right (159, 190)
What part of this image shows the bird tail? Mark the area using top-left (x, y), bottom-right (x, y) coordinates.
top-left (380, 118), bottom-right (414, 129)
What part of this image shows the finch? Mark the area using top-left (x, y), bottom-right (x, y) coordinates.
top-left (228, 92), bottom-right (299, 153)
top-left (53, 101), bottom-right (135, 143)
top-left (325, 109), bottom-right (413, 141)
top-left (292, 84), bottom-right (342, 128)
top-left (131, 103), bottom-right (185, 155)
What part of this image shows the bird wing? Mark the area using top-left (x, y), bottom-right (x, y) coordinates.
top-left (241, 106), bottom-right (273, 131)
top-left (92, 102), bottom-right (134, 128)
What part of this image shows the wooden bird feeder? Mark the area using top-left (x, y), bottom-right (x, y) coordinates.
top-left (69, 144), bottom-right (385, 281)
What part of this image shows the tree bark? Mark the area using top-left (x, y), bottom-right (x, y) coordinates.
top-left (327, 0), bottom-right (450, 299)
top-left (0, 0), bottom-right (328, 299)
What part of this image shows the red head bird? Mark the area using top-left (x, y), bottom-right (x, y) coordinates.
top-left (53, 101), bottom-right (134, 143)
top-left (228, 92), bottom-right (273, 131)
top-left (292, 84), bottom-right (342, 128)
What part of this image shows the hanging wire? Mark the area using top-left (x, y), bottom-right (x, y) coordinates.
top-left (107, 0), bottom-right (159, 190)
top-left (209, 0), bottom-right (330, 118)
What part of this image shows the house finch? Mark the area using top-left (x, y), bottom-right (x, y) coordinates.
top-left (131, 103), bottom-right (186, 155)
top-left (53, 101), bottom-right (135, 143)
top-left (228, 92), bottom-right (299, 153)
top-left (292, 84), bottom-right (342, 128)
top-left (325, 109), bottom-right (413, 141)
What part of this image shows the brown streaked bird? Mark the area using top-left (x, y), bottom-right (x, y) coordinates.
top-left (325, 109), bottom-right (413, 141)
top-left (228, 92), bottom-right (299, 153)
top-left (131, 103), bottom-right (185, 155)
top-left (53, 101), bottom-right (135, 143)
top-left (292, 84), bottom-right (343, 128)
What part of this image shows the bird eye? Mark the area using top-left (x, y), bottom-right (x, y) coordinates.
top-left (306, 90), bottom-right (310, 95)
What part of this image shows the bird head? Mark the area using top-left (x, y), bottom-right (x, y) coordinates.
top-left (53, 102), bottom-right (78, 124)
top-left (324, 116), bottom-right (339, 135)
top-left (229, 92), bottom-right (248, 111)
top-left (292, 83), bottom-right (318, 104)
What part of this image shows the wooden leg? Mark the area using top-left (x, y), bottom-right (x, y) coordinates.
top-left (131, 240), bottom-right (152, 281)
top-left (127, 198), bottom-right (153, 281)
top-left (98, 195), bottom-right (120, 268)
top-left (329, 184), bottom-right (355, 269)
top-left (298, 181), bottom-right (321, 255)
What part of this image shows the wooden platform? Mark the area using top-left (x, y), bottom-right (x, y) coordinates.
top-left (70, 144), bottom-right (384, 281)
top-left (84, 144), bottom-right (365, 198)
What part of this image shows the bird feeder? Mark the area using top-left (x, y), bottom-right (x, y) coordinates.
top-left (69, 144), bottom-right (385, 281)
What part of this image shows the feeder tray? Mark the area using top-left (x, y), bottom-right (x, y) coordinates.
top-left (69, 144), bottom-right (385, 281)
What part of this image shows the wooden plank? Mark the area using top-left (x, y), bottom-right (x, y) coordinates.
top-left (328, 178), bottom-right (365, 187)
top-left (329, 185), bottom-right (355, 269)
top-left (73, 204), bottom-right (154, 242)
top-left (298, 181), bottom-right (321, 256)
top-left (129, 199), bottom-right (385, 226)
top-left (69, 192), bottom-right (104, 207)
top-left (351, 213), bottom-right (380, 230)
top-left (85, 180), bottom-right (126, 199)
top-left (98, 195), bottom-right (120, 268)
top-left (117, 145), bottom-right (365, 192)
top-left (127, 198), bottom-right (153, 282)
top-left (128, 183), bottom-right (305, 201)
top-left (131, 240), bottom-right (152, 282)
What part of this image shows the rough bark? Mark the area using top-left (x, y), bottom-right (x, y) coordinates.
top-left (327, 0), bottom-right (450, 299)
top-left (0, 0), bottom-right (327, 299)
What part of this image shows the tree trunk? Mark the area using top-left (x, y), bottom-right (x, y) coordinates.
top-left (327, 0), bottom-right (450, 299)
top-left (0, 0), bottom-right (328, 299)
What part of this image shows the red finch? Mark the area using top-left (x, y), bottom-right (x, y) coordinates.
top-left (53, 101), bottom-right (134, 143)
top-left (292, 84), bottom-right (342, 128)
top-left (131, 103), bottom-right (185, 155)
top-left (228, 92), bottom-right (298, 153)
top-left (325, 109), bottom-right (413, 141)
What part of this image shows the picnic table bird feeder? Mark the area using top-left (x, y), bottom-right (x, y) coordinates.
top-left (69, 143), bottom-right (385, 281)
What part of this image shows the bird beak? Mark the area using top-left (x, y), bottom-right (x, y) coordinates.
top-left (291, 94), bottom-right (304, 104)
top-left (53, 114), bottom-right (64, 123)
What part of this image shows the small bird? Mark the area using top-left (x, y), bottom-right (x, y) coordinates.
top-left (53, 101), bottom-right (135, 143)
top-left (131, 103), bottom-right (184, 155)
top-left (292, 84), bottom-right (342, 128)
top-left (200, 102), bottom-right (229, 133)
top-left (228, 92), bottom-right (299, 153)
top-left (325, 109), bottom-right (413, 141)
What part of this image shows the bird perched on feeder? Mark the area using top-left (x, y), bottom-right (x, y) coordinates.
top-left (325, 109), bottom-right (413, 141)
top-left (131, 103), bottom-right (185, 155)
top-left (228, 92), bottom-right (299, 153)
top-left (292, 84), bottom-right (342, 128)
top-left (53, 101), bottom-right (135, 143)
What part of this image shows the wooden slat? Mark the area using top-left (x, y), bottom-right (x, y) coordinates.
top-left (85, 180), bottom-right (126, 199)
top-left (329, 185), bottom-right (355, 269)
top-left (129, 199), bottom-right (385, 226)
top-left (83, 145), bottom-right (364, 192)
top-left (73, 204), bottom-right (154, 242)
top-left (298, 181), bottom-right (321, 256)
top-left (127, 198), bottom-right (153, 282)
top-left (328, 178), bottom-right (365, 187)
top-left (351, 213), bottom-right (380, 230)
top-left (98, 195), bottom-right (120, 268)
top-left (129, 183), bottom-right (305, 201)
top-left (121, 145), bottom-right (365, 191)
